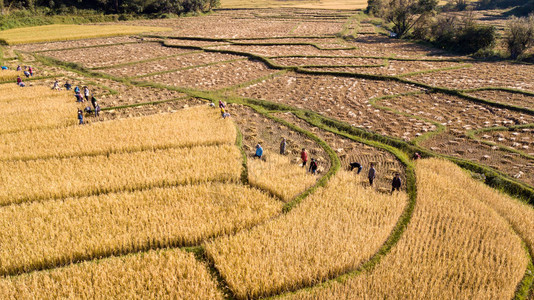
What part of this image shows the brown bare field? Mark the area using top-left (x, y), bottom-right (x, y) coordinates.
top-left (272, 56), bottom-right (385, 67)
top-left (143, 60), bottom-right (277, 90)
top-left (407, 62), bottom-right (534, 92)
top-left (286, 159), bottom-right (528, 300)
top-left (163, 39), bottom-right (230, 48)
top-left (235, 73), bottom-right (433, 140)
top-left (381, 93), bottom-right (534, 132)
top-left (11, 36), bottom-right (139, 52)
top-left (420, 132), bottom-right (534, 186)
top-left (213, 44), bottom-right (355, 57)
top-left (44, 42), bottom-right (191, 68)
top-left (103, 51), bottom-right (243, 78)
top-left (205, 171), bottom-right (407, 299)
top-left (220, 0), bottom-right (368, 9)
top-left (477, 127), bottom-right (534, 155)
top-left (303, 60), bottom-right (469, 76)
top-left (466, 89), bottom-right (534, 110)
top-left (0, 249), bottom-right (223, 299)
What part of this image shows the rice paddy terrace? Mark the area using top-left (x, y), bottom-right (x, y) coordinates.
top-left (1, 8), bottom-right (533, 299)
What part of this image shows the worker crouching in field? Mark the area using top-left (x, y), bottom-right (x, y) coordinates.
top-left (349, 162), bottom-right (363, 174)
top-left (309, 158), bottom-right (318, 175)
top-left (254, 144), bottom-right (263, 159)
top-left (391, 173), bottom-right (402, 194)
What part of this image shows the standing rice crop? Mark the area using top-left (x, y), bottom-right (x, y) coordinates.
top-left (0, 85), bottom-right (76, 133)
top-left (0, 183), bottom-right (282, 276)
top-left (286, 158), bottom-right (528, 299)
top-left (204, 171), bottom-right (407, 299)
top-left (248, 151), bottom-right (317, 202)
top-left (0, 248), bottom-right (223, 299)
top-left (0, 106), bottom-right (236, 160)
top-left (0, 144), bottom-right (242, 205)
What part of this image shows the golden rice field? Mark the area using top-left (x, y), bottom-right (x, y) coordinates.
top-left (0, 85), bottom-right (77, 133)
top-left (0, 106), bottom-right (236, 160)
top-left (0, 24), bottom-right (171, 45)
top-left (247, 151), bottom-right (317, 202)
top-left (286, 159), bottom-right (528, 299)
top-left (0, 248), bottom-right (223, 299)
top-left (0, 70), bottom-right (22, 81)
top-left (0, 144), bottom-right (242, 205)
top-left (205, 171), bottom-right (407, 299)
top-left (0, 183), bottom-right (281, 276)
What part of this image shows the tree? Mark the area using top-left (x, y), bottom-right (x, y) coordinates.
top-left (505, 15), bottom-right (534, 59)
top-left (384, 0), bottom-right (438, 38)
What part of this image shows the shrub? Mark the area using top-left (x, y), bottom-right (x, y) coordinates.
top-left (429, 15), bottom-right (496, 54)
top-left (504, 15), bottom-right (534, 59)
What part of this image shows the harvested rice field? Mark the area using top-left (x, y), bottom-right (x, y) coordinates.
top-left (3, 6), bottom-right (534, 299)
top-left (44, 42), bottom-right (191, 69)
top-left (143, 59), bottom-right (277, 90)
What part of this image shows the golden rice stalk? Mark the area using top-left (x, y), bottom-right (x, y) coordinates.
top-left (248, 151), bottom-right (317, 202)
top-left (0, 70), bottom-right (22, 82)
top-left (0, 24), bottom-right (171, 45)
top-left (0, 248), bottom-right (223, 299)
top-left (0, 183), bottom-right (282, 276)
top-left (0, 144), bottom-right (242, 205)
top-left (286, 158), bottom-right (528, 300)
top-left (0, 86), bottom-right (77, 133)
top-left (1, 106), bottom-right (237, 160)
top-left (204, 171), bottom-right (407, 299)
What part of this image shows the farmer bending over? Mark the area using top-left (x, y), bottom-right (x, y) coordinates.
top-left (391, 173), bottom-right (401, 193)
top-left (349, 162), bottom-right (363, 174)
top-left (254, 143), bottom-right (263, 159)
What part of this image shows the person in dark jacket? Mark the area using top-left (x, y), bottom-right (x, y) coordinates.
top-left (368, 163), bottom-right (376, 186)
top-left (280, 138), bottom-right (286, 155)
top-left (64, 81), bottom-right (72, 91)
top-left (309, 158), bottom-right (318, 174)
top-left (349, 162), bottom-right (363, 174)
top-left (391, 173), bottom-right (401, 193)
top-left (91, 96), bottom-right (97, 110)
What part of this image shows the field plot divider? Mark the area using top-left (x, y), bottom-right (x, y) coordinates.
top-left (184, 246), bottom-right (237, 300)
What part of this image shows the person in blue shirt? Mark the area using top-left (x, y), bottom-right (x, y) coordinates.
top-left (254, 143), bottom-right (263, 159)
top-left (74, 86), bottom-right (80, 94)
top-left (77, 109), bottom-right (84, 125)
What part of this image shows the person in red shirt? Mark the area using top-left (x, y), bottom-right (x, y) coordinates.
top-left (301, 148), bottom-right (308, 168)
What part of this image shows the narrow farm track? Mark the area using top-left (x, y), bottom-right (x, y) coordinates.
top-left (3, 9), bottom-right (534, 298)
